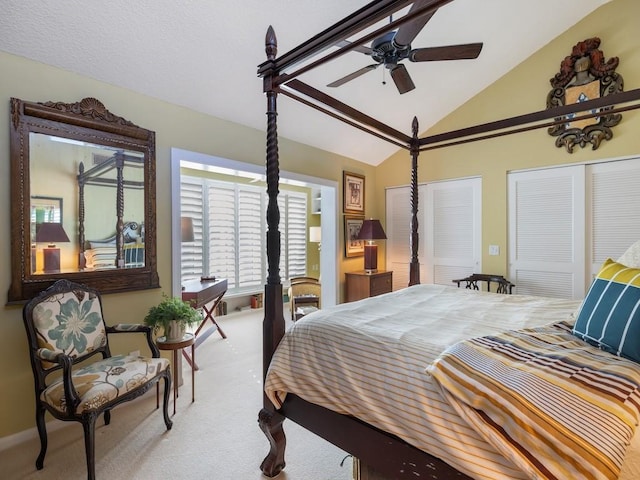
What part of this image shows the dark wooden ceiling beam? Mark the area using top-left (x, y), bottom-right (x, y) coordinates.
top-left (284, 79), bottom-right (412, 144)
top-left (420, 88), bottom-right (640, 148)
top-left (257, 1), bottom-right (450, 78)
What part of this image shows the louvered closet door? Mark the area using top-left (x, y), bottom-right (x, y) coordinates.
top-left (588, 157), bottom-right (640, 283)
top-left (425, 178), bottom-right (481, 285)
top-left (508, 165), bottom-right (585, 299)
top-left (385, 178), bottom-right (480, 289)
top-left (386, 186), bottom-right (418, 290)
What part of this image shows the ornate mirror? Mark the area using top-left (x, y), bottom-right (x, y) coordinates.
top-left (8, 97), bottom-right (159, 303)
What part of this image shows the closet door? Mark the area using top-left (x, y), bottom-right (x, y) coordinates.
top-left (508, 165), bottom-right (585, 299)
top-left (386, 178), bottom-right (481, 289)
top-left (424, 178), bottom-right (481, 285)
top-left (588, 157), bottom-right (640, 282)
top-left (385, 185), bottom-right (426, 290)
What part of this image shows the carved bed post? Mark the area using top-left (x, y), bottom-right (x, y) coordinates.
top-left (258, 25), bottom-right (287, 478)
top-left (78, 162), bottom-right (86, 269)
top-left (114, 151), bottom-right (125, 268)
top-left (409, 116), bottom-right (420, 286)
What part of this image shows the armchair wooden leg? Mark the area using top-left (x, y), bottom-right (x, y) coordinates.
top-left (82, 413), bottom-right (98, 480)
top-left (162, 371), bottom-right (173, 430)
top-left (35, 404), bottom-right (47, 470)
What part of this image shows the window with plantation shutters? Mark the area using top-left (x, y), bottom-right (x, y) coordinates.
top-left (278, 193), bottom-right (307, 280)
top-left (180, 175), bottom-right (307, 295)
top-left (180, 178), bottom-right (205, 282)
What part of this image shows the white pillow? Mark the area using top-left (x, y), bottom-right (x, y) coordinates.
top-left (617, 240), bottom-right (640, 268)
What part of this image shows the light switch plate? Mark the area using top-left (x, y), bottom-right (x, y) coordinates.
top-left (489, 245), bottom-right (500, 256)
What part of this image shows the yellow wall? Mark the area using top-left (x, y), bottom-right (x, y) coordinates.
top-left (377, 0), bottom-right (640, 276)
top-left (0, 52), bottom-right (376, 438)
top-left (1, 0), bottom-right (636, 441)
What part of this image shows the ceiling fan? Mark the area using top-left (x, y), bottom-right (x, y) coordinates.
top-left (327, 0), bottom-right (483, 94)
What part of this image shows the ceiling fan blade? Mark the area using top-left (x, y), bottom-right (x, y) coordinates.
top-left (394, 0), bottom-right (438, 47)
top-left (335, 39), bottom-right (374, 55)
top-left (390, 64), bottom-right (415, 94)
top-left (327, 64), bottom-right (380, 88)
top-left (409, 43), bottom-right (483, 62)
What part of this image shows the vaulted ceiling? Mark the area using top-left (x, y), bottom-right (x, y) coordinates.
top-left (1, 0), bottom-right (611, 165)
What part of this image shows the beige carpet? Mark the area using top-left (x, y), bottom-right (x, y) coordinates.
top-left (1, 309), bottom-right (353, 479)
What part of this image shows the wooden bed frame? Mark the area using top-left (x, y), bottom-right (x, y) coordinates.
top-left (77, 152), bottom-right (145, 270)
top-left (256, 1), bottom-right (640, 478)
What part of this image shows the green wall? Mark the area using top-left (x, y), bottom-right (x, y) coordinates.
top-left (377, 0), bottom-right (640, 276)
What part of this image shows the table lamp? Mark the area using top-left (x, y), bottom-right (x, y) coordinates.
top-left (181, 216), bottom-right (195, 242)
top-left (357, 219), bottom-right (387, 273)
top-left (35, 222), bottom-right (70, 272)
top-left (309, 226), bottom-right (321, 251)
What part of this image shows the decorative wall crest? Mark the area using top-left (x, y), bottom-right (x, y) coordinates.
top-left (546, 38), bottom-right (623, 153)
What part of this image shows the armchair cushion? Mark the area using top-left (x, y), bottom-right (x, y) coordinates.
top-left (41, 354), bottom-right (169, 414)
top-left (31, 288), bottom-right (107, 367)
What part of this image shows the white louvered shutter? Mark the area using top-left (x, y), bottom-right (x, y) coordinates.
top-left (508, 165), bottom-right (585, 299)
top-left (180, 177), bottom-right (205, 282)
top-left (588, 157), bottom-right (640, 282)
top-left (425, 178), bottom-right (481, 285)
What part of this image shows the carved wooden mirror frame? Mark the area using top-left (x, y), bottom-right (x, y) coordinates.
top-left (8, 97), bottom-right (159, 304)
top-left (546, 37), bottom-right (624, 153)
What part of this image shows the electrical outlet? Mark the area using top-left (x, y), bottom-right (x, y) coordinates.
top-left (489, 245), bottom-right (500, 256)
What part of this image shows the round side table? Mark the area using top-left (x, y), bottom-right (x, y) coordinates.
top-left (157, 333), bottom-right (195, 415)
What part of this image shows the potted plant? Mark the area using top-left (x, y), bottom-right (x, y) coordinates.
top-left (144, 294), bottom-right (202, 341)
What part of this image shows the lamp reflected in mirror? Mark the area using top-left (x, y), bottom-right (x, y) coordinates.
top-left (35, 222), bottom-right (70, 272)
top-left (357, 219), bottom-right (387, 273)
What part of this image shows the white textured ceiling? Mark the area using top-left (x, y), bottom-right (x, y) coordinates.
top-left (1, 0), bottom-right (611, 165)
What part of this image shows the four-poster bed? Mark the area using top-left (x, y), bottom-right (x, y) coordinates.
top-left (257, 1), bottom-right (640, 479)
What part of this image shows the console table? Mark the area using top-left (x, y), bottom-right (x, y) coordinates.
top-left (181, 278), bottom-right (228, 369)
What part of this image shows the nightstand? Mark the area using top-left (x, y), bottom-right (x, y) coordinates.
top-left (345, 270), bottom-right (393, 302)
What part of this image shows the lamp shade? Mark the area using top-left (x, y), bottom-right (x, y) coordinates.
top-left (35, 222), bottom-right (70, 244)
top-left (357, 219), bottom-right (387, 240)
top-left (181, 216), bottom-right (195, 242)
top-left (309, 226), bottom-right (321, 243)
top-left (34, 223), bottom-right (69, 272)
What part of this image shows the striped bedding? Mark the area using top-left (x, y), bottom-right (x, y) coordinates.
top-left (264, 284), bottom-right (640, 480)
top-left (428, 322), bottom-right (640, 480)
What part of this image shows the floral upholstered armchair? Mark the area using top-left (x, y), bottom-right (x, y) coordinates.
top-left (22, 279), bottom-right (172, 480)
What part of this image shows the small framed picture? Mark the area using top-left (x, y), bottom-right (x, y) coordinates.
top-left (344, 215), bottom-right (365, 258)
top-left (343, 171), bottom-right (365, 214)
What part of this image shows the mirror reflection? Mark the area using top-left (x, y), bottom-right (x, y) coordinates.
top-left (29, 133), bottom-right (145, 274)
top-left (8, 96), bottom-right (159, 304)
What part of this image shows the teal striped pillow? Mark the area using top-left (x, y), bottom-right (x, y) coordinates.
top-left (573, 258), bottom-right (640, 363)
